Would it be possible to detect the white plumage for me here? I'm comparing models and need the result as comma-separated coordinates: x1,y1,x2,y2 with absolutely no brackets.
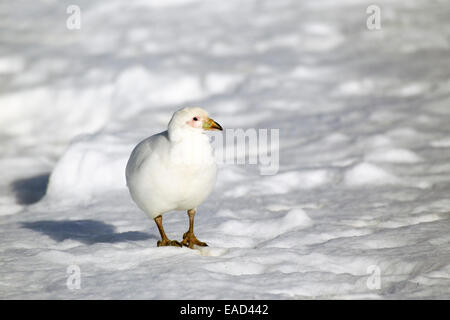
125,107,222,248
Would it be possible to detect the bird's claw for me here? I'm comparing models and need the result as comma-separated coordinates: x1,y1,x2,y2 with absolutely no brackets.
157,239,182,247
181,232,208,249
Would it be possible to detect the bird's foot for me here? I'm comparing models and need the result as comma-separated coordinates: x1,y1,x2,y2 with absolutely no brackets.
181,232,208,249
157,239,182,247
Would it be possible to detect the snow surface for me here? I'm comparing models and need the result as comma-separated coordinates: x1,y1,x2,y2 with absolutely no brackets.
1,0,450,299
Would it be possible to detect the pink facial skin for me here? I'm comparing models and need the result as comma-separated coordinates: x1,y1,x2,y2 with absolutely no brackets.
186,116,206,129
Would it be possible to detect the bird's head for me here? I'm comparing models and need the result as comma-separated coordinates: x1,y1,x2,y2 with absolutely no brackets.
168,107,223,134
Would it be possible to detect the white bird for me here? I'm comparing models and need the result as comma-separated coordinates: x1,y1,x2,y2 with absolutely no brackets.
126,107,222,248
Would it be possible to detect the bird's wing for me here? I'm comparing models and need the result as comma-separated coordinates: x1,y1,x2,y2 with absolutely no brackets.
126,131,170,179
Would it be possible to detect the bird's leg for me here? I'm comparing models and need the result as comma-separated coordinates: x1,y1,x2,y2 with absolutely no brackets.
154,215,181,247
181,209,208,248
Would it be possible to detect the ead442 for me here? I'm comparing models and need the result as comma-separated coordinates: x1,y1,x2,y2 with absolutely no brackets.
224,304,269,315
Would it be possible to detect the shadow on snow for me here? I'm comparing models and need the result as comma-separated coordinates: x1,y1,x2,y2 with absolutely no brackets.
21,219,155,245
11,173,50,205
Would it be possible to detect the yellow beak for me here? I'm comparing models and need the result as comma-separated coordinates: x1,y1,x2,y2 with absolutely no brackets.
203,118,223,131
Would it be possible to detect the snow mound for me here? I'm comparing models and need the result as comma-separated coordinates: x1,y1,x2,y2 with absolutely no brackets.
114,66,205,108
46,134,131,201
224,170,332,198
365,148,422,163
344,163,400,186
0,86,112,141
218,209,313,240
431,138,450,148
260,170,331,193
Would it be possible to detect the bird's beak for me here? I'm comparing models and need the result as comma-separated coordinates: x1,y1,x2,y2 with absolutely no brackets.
203,117,223,131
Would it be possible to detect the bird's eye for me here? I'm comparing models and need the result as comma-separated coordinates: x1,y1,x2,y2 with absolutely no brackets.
193,117,198,121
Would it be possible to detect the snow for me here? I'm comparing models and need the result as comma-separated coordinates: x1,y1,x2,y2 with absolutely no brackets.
344,163,400,186
1,0,450,299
